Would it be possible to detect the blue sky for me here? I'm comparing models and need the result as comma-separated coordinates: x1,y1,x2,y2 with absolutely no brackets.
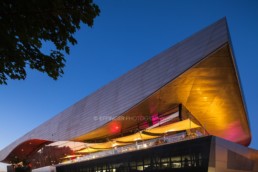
1,0,258,170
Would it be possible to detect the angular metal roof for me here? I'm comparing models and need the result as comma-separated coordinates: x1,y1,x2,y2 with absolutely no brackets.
0,18,251,162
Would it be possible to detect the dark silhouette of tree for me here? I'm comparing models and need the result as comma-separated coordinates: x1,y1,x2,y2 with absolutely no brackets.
0,0,100,84
28,146,73,169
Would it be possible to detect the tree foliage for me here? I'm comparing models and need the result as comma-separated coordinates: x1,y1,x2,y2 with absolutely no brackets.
0,0,100,84
28,146,73,168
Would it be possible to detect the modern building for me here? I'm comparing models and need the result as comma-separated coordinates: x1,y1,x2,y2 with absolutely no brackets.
1,18,257,172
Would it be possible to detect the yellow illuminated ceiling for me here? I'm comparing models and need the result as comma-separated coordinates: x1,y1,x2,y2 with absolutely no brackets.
73,44,250,146
77,147,101,153
112,119,200,142
146,119,200,134
113,132,158,143
76,119,200,153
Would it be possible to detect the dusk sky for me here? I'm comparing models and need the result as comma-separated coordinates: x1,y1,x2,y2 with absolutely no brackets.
1,0,258,170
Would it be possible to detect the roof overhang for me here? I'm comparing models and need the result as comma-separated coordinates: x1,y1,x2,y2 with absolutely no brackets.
73,44,251,146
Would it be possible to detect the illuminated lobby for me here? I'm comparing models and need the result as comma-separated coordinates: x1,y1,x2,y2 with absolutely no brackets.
1,18,257,172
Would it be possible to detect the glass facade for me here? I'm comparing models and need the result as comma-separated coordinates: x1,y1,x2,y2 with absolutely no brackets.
56,136,211,172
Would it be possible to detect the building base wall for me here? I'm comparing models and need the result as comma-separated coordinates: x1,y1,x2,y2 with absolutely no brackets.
209,137,258,172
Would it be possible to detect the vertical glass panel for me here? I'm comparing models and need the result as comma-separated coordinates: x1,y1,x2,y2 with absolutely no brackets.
137,161,143,166
172,162,181,168
137,166,144,171
182,155,191,167
161,157,169,162
130,161,136,166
